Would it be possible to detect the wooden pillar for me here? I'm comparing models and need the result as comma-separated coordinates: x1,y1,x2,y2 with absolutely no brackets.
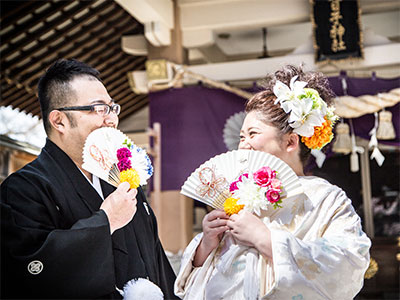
360,148,375,238
148,122,193,253
146,2,192,253
152,191,193,253
148,122,162,220
147,0,188,64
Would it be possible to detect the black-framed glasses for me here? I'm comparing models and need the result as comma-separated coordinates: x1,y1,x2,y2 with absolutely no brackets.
55,103,121,116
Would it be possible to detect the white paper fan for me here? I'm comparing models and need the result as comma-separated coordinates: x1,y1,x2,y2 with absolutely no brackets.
181,149,303,210
223,111,246,150
82,127,153,187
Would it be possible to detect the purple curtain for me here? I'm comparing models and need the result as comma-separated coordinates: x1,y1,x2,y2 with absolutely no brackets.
149,76,400,191
149,86,246,190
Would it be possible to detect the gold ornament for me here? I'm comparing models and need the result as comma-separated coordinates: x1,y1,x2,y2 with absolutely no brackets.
364,257,378,279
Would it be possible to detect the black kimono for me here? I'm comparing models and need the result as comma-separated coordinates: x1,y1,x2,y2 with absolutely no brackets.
1,139,178,299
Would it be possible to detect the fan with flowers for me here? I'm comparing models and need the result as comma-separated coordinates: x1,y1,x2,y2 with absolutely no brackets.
181,150,303,216
82,127,153,189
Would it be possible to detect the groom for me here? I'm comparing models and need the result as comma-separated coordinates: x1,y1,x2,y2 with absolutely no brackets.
1,59,178,299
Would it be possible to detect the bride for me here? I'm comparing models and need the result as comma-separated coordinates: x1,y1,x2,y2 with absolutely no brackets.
174,65,371,300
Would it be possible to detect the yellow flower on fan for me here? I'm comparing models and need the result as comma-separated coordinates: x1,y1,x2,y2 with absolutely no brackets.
120,169,140,189
223,197,244,216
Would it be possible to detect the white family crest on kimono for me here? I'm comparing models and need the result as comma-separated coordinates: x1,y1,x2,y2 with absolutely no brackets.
174,176,371,300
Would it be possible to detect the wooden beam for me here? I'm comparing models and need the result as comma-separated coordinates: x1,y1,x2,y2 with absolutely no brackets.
8,12,133,81
119,95,148,120
8,92,34,111
116,0,173,28
91,51,130,74
120,93,148,108
105,57,145,90
1,1,43,27
117,89,142,106
90,50,125,73
21,96,41,114
2,0,114,70
147,1,187,64
120,100,149,121
102,58,146,86
188,44,400,81
106,76,128,92
17,20,137,89
1,1,71,45
112,84,132,100
197,44,228,63
108,81,131,97
180,0,309,32
1,1,92,60
1,86,26,105
100,56,143,80
29,102,43,117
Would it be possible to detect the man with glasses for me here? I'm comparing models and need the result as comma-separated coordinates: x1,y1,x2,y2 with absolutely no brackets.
1,59,178,299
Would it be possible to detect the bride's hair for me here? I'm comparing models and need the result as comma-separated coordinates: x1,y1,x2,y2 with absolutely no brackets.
245,65,335,166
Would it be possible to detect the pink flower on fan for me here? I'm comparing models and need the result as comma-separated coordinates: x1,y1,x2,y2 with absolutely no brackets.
118,157,132,171
253,166,276,187
229,173,249,192
265,189,281,203
270,178,282,190
117,147,132,160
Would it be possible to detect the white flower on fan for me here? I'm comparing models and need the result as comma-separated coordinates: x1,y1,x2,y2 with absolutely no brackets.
233,175,269,216
273,75,308,113
288,98,325,137
129,145,153,185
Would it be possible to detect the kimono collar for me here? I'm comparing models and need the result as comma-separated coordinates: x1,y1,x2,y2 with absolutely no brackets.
41,138,105,212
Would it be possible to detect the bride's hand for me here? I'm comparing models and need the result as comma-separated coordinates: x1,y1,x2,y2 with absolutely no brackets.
227,210,273,259
201,209,229,250
193,209,229,267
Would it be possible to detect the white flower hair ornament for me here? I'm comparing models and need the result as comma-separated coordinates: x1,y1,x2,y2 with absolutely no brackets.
273,76,339,150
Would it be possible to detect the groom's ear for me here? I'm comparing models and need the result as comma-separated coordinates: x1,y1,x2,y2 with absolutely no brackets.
48,110,67,134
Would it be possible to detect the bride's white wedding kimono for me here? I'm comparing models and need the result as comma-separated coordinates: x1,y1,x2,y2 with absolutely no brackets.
174,176,371,300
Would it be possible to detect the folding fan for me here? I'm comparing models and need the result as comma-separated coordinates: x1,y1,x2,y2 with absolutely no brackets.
181,149,303,211
223,111,246,150
82,127,153,188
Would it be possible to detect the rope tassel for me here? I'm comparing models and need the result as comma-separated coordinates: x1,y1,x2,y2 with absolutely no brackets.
376,110,396,140
332,122,352,154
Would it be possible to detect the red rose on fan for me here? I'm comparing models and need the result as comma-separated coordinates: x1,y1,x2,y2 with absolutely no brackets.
265,189,281,203
253,166,276,187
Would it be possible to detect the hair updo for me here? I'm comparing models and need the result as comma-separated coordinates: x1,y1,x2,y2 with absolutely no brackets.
245,65,335,166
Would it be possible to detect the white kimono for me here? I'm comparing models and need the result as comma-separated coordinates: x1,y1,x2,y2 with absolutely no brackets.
175,176,371,300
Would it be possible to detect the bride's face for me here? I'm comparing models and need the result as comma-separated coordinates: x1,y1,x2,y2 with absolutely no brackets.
238,111,286,158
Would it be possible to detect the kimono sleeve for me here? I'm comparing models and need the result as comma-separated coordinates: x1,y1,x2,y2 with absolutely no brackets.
175,233,219,300
1,173,116,299
266,190,371,300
